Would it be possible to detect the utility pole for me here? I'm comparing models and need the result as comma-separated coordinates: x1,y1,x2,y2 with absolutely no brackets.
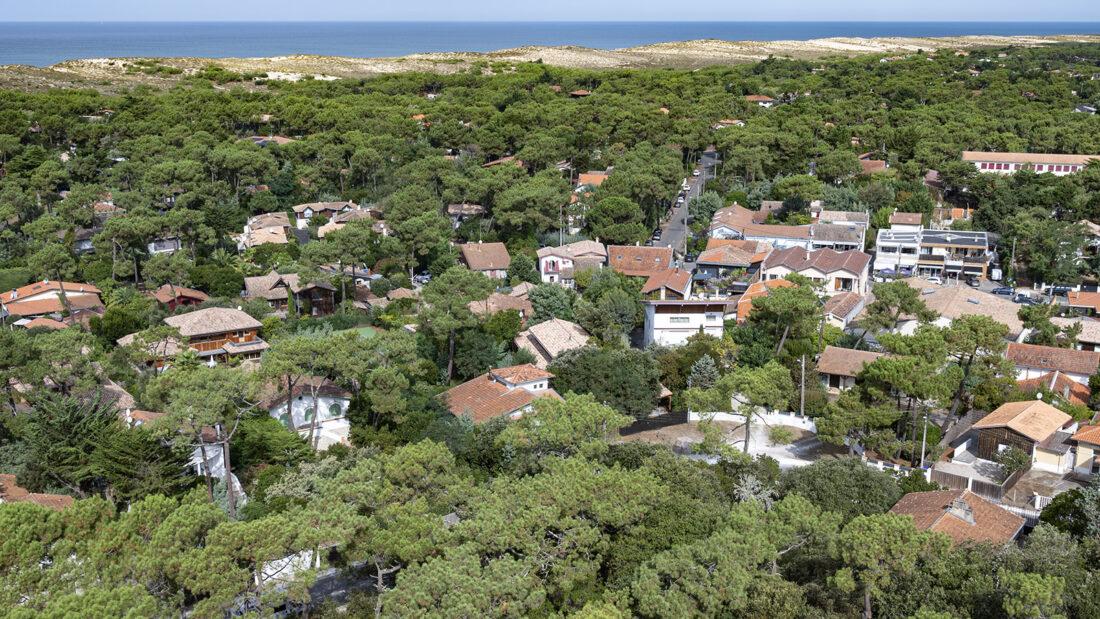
919,413,928,468
799,354,806,416
1009,236,1017,284
559,202,564,247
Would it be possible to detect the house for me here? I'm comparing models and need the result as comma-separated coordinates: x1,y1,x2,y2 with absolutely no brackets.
962,151,1098,176
607,245,674,278
317,207,385,238
446,203,486,228
536,240,607,287
482,155,525,169
259,377,353,450
1076,105,1098,115
247,135,295,147
873,228,921,277
745,94,775,107
713,119,745,129
643,299,735,347
708,204,864,251
971,400,1074,472
1006,342,1100,385
0,474,74,511
1017,371,1091,407
641,269,693,301
576,171,609,188
761,248,872,296
458,242,511,279
916,229,992,280
888,211,923,231
817,345,885,393
149,284,208,311
1066,291,1100,317
694,239,771,286
21,317,69,331
1052,317,1100,351
291,201,357,229
1069,424,1100,479
514,318,590,369
815,210,869,227
509,282,536,300
569,89,592,98
736,279,796,323
822,291,867,329
163,307,268,363
360,287,418,312
146,237,181,255
244,271,337,316
0,280,104,320
237,212,290,250
894,280,1024,339
441,364,561,423
857,151,888,175
467,292,534,321
889,490,1025,546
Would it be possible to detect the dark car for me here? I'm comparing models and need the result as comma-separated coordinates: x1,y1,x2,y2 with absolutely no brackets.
1047,285,1074,297
651,230,662,240
991,286,1015,296
965,277,980,288
1014,293,1040,305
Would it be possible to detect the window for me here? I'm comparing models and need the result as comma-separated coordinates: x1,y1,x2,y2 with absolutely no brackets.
669,317,690,324
328,402,343,418
828,374,841,389
706,313,721,322
980,162,988,169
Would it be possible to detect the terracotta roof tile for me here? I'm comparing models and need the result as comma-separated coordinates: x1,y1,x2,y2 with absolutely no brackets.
291,200,356,214
151,284,209,304
22,317,69,330
962,151,1099,166
890,212,923,226
491,364,553,384
0,474,74,511
890,490,1024,545
1,280,101,303
1072,424,1100,446
822,292,865,320
459,242,511,272
1017,371,1091,407
2,294,104,318
764,247,871,276
973,400,1073,443
697,240,770,267
514,319,590,369
1006,342,1100,376
442,366,560,423
736,279,796,322
607,245,673,277
164,307,262,338
641,269,693,296
1067,291,1100,313
577,172,609,187
817,345,886,377
468,292,534,318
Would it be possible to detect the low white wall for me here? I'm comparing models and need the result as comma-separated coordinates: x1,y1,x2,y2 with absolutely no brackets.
689,410,817,433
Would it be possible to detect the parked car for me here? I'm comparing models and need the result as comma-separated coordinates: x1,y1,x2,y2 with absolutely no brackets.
1014,293,1040,305
651,230,662,241
1047,285,1074,296
965,277,980,288
991,286,1015,296
692,169,701,177
676,196,685,205
926,276,942,285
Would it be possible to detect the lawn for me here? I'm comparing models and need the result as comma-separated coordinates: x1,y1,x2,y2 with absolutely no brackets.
340,326,378,339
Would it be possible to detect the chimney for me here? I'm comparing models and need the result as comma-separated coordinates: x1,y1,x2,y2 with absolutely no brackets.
947,496,975,525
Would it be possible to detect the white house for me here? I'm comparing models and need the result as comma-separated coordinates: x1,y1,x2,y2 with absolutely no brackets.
873,228,921,276
709,204,863,251
441,364,561,424
642,300,734,347
760,247,872,296
536,240,607,287
260,377,354,451
1006,342,1100,385
962,151,1098,176
291,201,357,229
147,237,181,255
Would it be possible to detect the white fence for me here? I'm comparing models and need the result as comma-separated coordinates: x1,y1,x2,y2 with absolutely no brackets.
689,410,817,433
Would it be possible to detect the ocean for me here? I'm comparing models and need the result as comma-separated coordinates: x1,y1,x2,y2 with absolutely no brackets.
2,21,1099,67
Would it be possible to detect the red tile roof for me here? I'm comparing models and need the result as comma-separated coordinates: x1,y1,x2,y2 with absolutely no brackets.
641,269,693,296
0,474,74,511
2,294,104,318
817,345,885,378
890,490,1024,545
607,245,674,277
1067,291,1100,313
1072,424,1100,446
889,212,923,226
1017,371,1091,407
1,280,100,303
459,242,511,272
764,247,871,276
736,279,796,322
151,284,209,304
974,400,1073,443
22,317,69,330
442,367,560,423
1006,342,1100,377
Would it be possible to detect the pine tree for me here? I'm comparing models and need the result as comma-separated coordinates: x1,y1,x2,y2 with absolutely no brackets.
688,354,719,390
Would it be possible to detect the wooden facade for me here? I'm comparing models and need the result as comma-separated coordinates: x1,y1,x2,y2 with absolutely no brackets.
976,426,1035,460
189,329,260,354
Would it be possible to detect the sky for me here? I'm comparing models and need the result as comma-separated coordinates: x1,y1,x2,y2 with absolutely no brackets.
5,0,1100,23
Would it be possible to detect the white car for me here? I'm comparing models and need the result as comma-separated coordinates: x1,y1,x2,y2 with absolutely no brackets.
692,170,701,176
926,276,942,285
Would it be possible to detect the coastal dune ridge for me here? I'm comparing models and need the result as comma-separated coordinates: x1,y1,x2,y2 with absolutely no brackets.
3,33,1100,90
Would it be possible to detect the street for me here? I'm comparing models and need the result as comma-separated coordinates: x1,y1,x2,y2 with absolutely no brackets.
654,149,720,264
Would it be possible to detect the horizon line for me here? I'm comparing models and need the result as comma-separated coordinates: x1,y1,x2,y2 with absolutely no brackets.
5,19,1100,24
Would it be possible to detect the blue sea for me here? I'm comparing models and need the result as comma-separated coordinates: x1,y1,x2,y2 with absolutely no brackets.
1,21,1099,67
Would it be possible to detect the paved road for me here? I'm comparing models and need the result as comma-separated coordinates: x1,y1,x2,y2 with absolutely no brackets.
655,150,720,262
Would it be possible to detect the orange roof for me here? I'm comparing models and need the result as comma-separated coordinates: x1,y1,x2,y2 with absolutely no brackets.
577,172,609,187
698,240,771,267
0,474,74,511
1072,424,1100,446
491,364,553,384
442,371,560,424
150,284,209,304
1017,371,1091,407
22,317,68,330
973,400,1072,443
607,245,674,277
962,151,1099,166
2,294,104,318
890,212,923,226
745,94,775,102
1068,291,1100,312
459,242,511,272
1006,342,1100,377
859,159,888,174
642,269,692,296
1,280,100,304
736,279,795,322
890,490,1024,546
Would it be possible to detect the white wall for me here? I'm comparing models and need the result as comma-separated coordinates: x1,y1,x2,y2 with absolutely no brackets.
268,394,350,431
643,305,725,346
1013,365,1090,385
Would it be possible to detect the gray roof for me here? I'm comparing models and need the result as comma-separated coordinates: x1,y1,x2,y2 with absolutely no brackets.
811,223,864,244
164,307,262,337
921,230,989,249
